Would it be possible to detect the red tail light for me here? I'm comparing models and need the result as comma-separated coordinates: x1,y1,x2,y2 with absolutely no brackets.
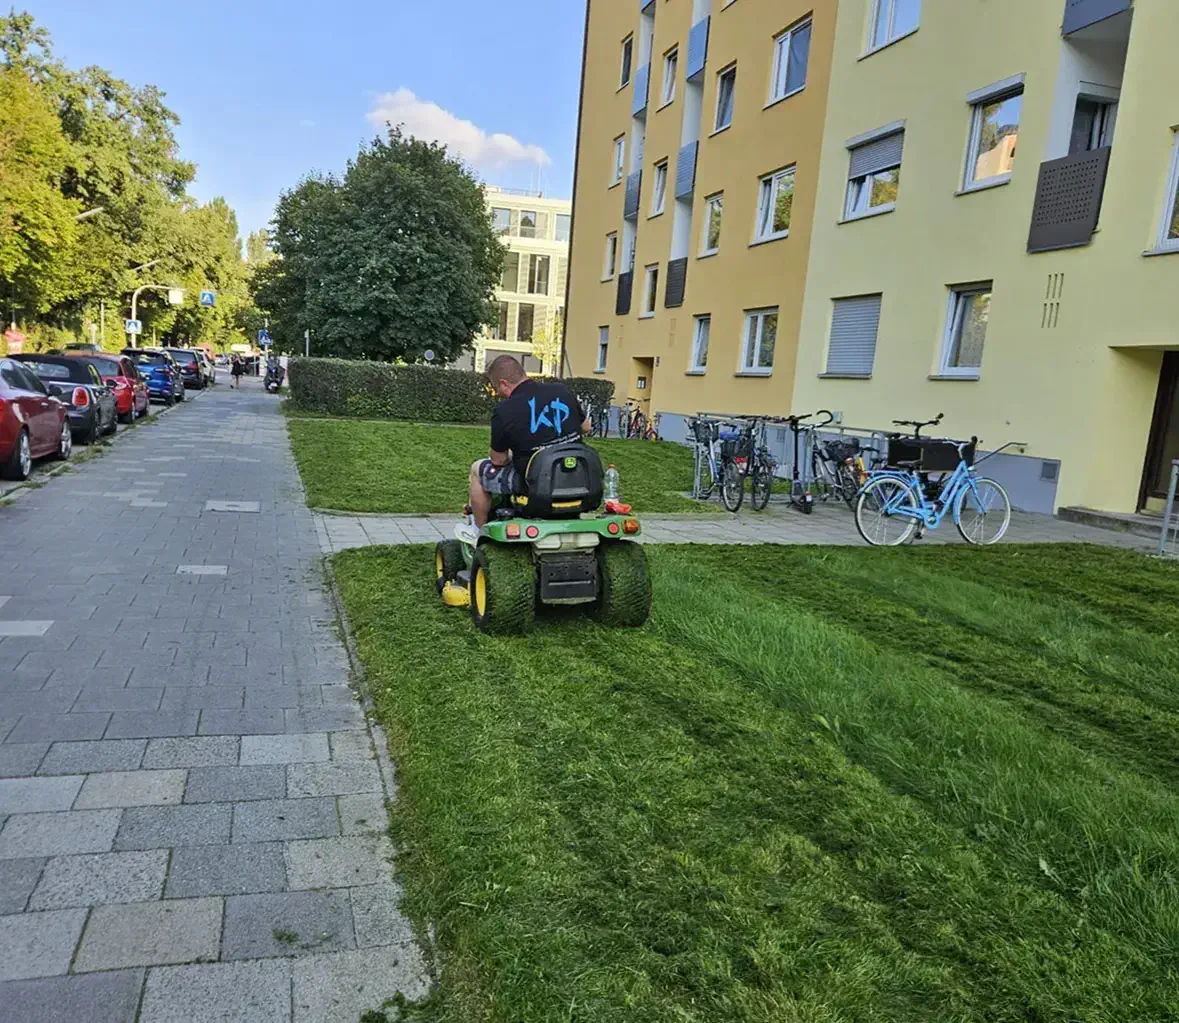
72,387,90,407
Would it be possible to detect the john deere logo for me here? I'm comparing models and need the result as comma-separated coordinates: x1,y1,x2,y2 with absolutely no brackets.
563,457,577,469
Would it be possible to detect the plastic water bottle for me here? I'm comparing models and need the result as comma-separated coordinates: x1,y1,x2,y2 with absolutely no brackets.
604,464,621,502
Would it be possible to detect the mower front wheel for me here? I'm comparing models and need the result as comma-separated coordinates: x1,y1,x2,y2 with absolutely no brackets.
594,540,652,628
435,540,465,594
470,543,535,635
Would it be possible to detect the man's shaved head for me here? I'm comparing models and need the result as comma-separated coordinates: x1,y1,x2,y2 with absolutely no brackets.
486,355,527,385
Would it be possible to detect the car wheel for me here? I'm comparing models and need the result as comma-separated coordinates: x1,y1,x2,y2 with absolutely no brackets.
3,428,32,480
83,416,99,446
53,419,72,462
103,409,118,435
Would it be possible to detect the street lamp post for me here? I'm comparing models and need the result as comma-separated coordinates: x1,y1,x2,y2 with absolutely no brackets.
127,284,183,348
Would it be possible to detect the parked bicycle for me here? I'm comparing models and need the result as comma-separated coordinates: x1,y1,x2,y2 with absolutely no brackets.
723,417,778,512
579,397,610,438
854,415,1012,546
620,402,647,440
688,416,751,511
812,431,865,507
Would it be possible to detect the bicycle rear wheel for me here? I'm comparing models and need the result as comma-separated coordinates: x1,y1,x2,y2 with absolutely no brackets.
954,477,1011,545
721,460,745,512
835,464,860,507
751,460,774,511
855,477,920,546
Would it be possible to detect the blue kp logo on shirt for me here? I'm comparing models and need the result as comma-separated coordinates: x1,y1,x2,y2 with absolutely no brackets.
529,396,570,435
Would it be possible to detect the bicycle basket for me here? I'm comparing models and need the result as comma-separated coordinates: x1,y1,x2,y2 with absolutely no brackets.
824,439,860,463
690,419,716,445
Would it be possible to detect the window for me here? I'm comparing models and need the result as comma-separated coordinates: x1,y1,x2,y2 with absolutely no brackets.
1157,132,1179,251
825,295,882,376
491,207,511,236
966,86,1023,188
641,264,659,318
518,303,536,342
651,161,668,216
741,308,778,372
690,315,710,371
612,136,626,185
491,302,509,341
603,232,618,279
528,255,550,295
701,193,723,254
714,65,736,132
500,251,520,291
940,284,992,377
661,48,678,106
755,167,795,241
845,128,903,219
554,214,571,242
1069,97,1116,155
869,0,921,50
621,36,634,87
596,327,609,371
769,19,811,103
519,210,538,239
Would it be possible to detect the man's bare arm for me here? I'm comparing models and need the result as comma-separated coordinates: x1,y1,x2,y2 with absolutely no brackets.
580,419,592,435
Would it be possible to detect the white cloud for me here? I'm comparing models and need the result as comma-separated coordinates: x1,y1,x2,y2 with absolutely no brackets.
366,88,551,169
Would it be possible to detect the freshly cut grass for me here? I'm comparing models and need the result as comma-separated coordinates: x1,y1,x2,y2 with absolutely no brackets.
333,542,1179,1023
287,416,708,514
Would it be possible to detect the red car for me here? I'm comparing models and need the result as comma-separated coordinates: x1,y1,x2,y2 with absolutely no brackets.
0,357,72,480
65,352,150,423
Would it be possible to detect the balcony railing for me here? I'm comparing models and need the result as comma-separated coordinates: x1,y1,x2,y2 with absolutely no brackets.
616,271,634,316
623,171,642,222
1027,146,1111,252
664,258,687,309
632,63,651,118
675,142,698,201
1062,0,1131,35
687,17,710,83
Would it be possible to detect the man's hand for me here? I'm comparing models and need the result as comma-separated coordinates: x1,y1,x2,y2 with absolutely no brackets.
580,418,593,436
488,449,510,467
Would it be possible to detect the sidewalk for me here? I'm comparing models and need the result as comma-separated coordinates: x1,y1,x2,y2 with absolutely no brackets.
0,379,427,1022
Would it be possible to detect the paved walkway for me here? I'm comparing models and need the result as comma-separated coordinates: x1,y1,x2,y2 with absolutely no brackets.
0,379,426,1022
315,500,1155,554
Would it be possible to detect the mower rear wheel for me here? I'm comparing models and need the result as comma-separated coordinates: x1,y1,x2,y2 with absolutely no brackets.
434,539,465,594
594,540,652,628
470,543,535,634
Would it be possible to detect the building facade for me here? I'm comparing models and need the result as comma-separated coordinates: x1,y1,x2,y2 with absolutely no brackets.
473,187,571,376
564,0,836,420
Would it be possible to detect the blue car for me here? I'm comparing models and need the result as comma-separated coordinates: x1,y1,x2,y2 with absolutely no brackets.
122,348,183,404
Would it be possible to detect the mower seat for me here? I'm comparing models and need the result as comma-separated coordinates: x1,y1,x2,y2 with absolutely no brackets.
513,443,603,519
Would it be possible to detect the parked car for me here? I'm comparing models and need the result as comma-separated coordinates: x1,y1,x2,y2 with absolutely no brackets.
13,354,118,444
0,358,71,479
65,352,150,423
122,348,182,404
164,347,205,390
195,349,216,387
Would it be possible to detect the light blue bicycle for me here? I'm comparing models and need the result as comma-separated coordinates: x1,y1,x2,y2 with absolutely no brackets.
854,416,1012,546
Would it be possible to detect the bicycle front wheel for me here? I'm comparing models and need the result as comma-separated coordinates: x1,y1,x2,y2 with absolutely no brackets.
751,462,774,511
954,477,1011,545
721,460,745,513
855,477,920,546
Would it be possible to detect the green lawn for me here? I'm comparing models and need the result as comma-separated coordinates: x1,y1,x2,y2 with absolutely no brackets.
287,417,711,514
333,542,1179,1023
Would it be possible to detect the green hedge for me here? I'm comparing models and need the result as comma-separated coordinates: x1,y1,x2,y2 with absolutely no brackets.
287,358,615,423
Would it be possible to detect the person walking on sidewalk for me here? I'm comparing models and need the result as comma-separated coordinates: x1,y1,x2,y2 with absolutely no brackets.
230,354,244,389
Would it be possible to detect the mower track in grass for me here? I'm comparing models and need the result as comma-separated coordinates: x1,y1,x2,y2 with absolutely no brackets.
332,542,1179,1023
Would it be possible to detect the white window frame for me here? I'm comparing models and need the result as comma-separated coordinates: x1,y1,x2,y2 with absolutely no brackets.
845,166,900,220
640,264,659,319
1156,132,1179,252
596,327,609,372
939,284,992,379
650,160,668,217
603,232,618,280
714,64,737,133
611,136,626,186
740,307,778,374
754,167,795,243
769,18,811,105
620,35,634,88
661,47,678,107
964,82,1024,191
700,193,723,256
689,315,710,372
867,0,921,53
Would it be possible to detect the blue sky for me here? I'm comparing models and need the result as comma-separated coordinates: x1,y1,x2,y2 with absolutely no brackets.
25,0,586,240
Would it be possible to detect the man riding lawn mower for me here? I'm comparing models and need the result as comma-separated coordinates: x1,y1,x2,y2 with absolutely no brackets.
435,355,651,634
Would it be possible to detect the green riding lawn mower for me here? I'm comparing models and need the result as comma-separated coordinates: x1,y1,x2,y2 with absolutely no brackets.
434,443,652,634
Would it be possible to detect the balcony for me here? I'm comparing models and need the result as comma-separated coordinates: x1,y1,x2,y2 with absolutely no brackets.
623,171,642,222
675,142,698,201
1027,146,1111,252
1062,0,1131,35
664,258,687,309
686,17,710,83
616,272,634,316
632,63,651,118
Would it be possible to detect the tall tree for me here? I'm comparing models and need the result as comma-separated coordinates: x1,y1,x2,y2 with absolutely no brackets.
246,228,274,265
254,127,504,361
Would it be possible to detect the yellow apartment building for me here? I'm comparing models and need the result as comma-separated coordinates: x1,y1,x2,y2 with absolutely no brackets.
564,0,835,422
791,0,1179,514
472,187,571,376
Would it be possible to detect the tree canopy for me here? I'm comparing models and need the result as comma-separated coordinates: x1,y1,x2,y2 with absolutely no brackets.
253,128,504,362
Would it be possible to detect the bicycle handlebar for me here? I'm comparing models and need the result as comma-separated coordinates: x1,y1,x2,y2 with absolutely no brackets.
891,413,944,437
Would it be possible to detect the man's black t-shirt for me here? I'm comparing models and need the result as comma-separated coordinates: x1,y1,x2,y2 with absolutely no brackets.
491,379,586,476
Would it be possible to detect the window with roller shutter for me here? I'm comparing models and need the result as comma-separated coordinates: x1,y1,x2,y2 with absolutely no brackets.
846,127,903,219
825,295,882,377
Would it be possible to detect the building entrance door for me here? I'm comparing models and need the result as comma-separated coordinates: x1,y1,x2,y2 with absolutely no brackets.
630,357,655,419
1141,352,1179,505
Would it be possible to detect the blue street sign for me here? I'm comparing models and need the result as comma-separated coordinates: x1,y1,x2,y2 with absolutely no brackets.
199,290,216,307
124,319,142,335
259,337,273,348
258,329,271,344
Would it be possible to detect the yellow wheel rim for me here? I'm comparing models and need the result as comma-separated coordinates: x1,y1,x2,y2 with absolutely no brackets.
435,552,444,580
474,567,488,616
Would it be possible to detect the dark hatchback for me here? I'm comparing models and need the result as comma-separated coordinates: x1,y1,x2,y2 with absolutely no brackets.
122,348,182,403
164,347,204,390
12,354,118,444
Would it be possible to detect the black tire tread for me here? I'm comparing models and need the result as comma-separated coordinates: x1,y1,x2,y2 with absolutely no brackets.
471,543,535,634
595,541,652,628
435,539,465,592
